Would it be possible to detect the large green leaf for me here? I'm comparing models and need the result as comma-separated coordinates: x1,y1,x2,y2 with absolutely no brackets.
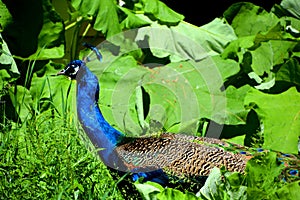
98,56,147,136
86,54,242,136
224,2,279,37
244,87,300,154
82,19,243,136
135,18,237,62
200,18,238,53
71,0,122,38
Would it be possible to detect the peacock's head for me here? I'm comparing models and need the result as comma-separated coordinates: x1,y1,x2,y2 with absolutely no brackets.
57,60,83,79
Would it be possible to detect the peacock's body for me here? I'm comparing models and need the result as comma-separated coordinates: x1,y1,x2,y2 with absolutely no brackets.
58,45,299,198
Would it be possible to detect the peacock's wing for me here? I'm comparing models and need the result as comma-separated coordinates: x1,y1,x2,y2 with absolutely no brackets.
115,134,249,178
116,133,300,183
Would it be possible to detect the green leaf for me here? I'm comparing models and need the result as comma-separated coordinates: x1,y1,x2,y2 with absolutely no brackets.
89,54,239,135
157,188,200,200
253,76,275,90
71,0,121,38
32,1,64,60
6,61,75,122
134,180,201,200
200,18,238,53
226,135,246,146
119,7,151,29
221,35,255,62
199,168,223,199
272,181,300,200
0,34,19,90
250,40,296,76
93,56,147,136
250,42,273,76
142,0,184,24
224,2,280,37
281,0,300,19
224,85,251,125
85,26,241,135
136,19,237,62
0,1,12,31
200,167,247,200
276,57,300,87
244,87,300,154
134,180,164,200
224,172,247,200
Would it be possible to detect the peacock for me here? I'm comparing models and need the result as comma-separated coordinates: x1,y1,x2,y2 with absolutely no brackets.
57,44,300,198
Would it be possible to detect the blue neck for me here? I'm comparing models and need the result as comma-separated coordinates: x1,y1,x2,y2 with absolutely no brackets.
76,64,125,168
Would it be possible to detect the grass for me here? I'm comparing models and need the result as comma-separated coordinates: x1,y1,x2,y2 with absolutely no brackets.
0,109,124,199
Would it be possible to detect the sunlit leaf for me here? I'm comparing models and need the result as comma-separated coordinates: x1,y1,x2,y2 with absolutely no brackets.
142,0,184,24
71,0,122,38
244,87,300,154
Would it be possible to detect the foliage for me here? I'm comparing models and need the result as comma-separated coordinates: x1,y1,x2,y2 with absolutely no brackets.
0,0,300,199
0,111,123,199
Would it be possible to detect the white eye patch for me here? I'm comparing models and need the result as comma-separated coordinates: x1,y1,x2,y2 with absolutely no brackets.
69,64,79,76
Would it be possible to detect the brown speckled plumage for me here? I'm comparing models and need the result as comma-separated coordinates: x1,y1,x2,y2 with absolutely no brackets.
116,133,250,180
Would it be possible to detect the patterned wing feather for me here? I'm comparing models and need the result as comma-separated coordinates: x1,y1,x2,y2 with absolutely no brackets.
116,133,300,183
116,134,249,178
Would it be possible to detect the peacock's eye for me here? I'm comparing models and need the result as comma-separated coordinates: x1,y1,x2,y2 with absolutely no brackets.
67,65,77,73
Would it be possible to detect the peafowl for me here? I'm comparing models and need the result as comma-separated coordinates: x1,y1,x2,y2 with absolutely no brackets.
57,44,300,198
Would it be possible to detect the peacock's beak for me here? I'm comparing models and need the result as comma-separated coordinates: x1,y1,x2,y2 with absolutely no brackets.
57,69,66,76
